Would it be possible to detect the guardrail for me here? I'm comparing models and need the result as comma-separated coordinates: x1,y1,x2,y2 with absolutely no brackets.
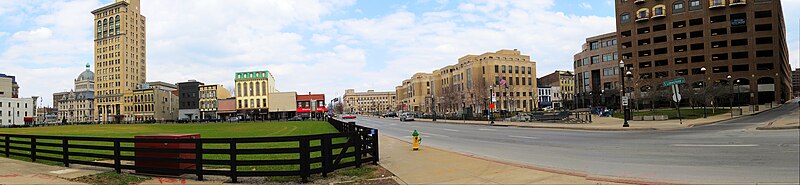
0,118,378,183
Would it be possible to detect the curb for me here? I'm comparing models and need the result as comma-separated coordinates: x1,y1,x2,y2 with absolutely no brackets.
685,104,785,128
756,125,800,130
413,119,660,131
377,134,682,185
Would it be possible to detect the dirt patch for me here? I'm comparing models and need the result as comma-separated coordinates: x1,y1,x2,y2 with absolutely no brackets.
71,172,151,185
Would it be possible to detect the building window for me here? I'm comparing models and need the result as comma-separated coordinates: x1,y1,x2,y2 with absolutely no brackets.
620,13,631,23
710,0,725,7
689,0,701,10
673,1,685,13
637,8,649,19
652,5,666,17
590,41,599,50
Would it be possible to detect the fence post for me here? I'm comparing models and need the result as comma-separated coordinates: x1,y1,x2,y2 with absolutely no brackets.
354,132,362,168
321,135,332,178
195,139,203,181
30,137,36,162
4,135,9,157
113,140,121,173
62,138,69,167
300,138,310,183
229,140,237,183
372,129,379,165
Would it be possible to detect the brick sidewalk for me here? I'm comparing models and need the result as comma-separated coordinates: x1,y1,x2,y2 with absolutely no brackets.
396,104,781,131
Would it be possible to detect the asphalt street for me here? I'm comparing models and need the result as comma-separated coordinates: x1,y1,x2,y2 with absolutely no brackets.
354,101,800,184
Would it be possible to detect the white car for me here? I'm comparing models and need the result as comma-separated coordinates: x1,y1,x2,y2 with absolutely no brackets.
400,113,415,122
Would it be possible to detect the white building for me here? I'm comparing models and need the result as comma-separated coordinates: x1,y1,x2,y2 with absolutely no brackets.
551,86,563,109
0,97,35,126
537,86,552,108
54,64,95,124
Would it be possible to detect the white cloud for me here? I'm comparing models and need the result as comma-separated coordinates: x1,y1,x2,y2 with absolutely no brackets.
579,2,593,10
10,27,52,41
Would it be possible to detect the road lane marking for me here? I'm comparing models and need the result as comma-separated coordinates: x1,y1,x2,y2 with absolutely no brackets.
442,128,460,132
478,128,496,131
671,144,759,147
508,135,538,139
422,132,450,138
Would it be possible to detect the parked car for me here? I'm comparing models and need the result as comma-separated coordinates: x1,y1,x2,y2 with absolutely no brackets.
383,112,398,118
288,115,304,121
227,116,240,122
400,113,415,122
342,115,357,119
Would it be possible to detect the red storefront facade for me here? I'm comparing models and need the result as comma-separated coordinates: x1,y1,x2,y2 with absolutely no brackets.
296,94,327,116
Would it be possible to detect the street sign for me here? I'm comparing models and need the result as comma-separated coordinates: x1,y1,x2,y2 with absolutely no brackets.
671,84,682,102
662,77,686,87
492,94,497,102
622,96,629,106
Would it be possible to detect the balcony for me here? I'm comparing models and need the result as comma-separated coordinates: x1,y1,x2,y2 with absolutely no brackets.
634,0,645,4
729,0,746,6
635,17,649,22
709,3,726,9
651,14,666,19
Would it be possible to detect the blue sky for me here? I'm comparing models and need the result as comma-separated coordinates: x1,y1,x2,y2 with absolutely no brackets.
0,0,798,106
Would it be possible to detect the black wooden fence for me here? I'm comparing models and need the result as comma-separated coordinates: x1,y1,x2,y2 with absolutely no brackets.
0,119,378,183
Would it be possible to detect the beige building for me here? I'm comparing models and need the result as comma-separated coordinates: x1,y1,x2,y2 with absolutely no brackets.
268,91,297,119
397,49,537,115
538,70,576,109
123,82,178,122
199,84,232,119
235,70,277,120
55,64,96,123
396,73,432,113
343,89,397,115
0,74,19,98
92,0,147,123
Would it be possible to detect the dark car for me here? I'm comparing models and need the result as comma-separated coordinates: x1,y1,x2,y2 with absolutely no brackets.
383,112,398,118
288,115,304,121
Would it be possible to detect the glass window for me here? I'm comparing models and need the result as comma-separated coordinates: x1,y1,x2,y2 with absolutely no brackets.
689,0,702,10
673,1,685,13
620,13,631,23
637,9,649,19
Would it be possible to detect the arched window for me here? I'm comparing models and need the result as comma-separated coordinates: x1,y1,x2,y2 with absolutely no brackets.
637,8,650,19
262,82,267,95
249,82,254,96
689,0,702,10
255,82,260,96
109,17,114,36
115,15,120,35
673,1,685,13
237,83,242,96
102,19,108,37
97,21,102,38
620,13,631,23
709,0,725,7
242,82,248,97
653,5,666,17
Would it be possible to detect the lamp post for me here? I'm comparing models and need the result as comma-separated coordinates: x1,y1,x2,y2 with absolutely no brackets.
620,60,629,127
735,79,741,111
701,67,707,118
728,75,733,117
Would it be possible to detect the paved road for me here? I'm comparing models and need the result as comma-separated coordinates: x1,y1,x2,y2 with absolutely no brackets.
355,101,800,184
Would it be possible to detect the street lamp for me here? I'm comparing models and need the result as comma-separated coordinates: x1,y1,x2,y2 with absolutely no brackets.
728,75,733,117
620,60,629,127
701,67,707,118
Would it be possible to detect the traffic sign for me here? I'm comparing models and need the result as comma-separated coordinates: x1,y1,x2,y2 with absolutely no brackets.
662,77,686,87
622,96,629,106
489,104,495,109
671,84,682,102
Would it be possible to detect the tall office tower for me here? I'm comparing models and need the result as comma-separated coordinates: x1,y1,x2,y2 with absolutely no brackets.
92,0,146,122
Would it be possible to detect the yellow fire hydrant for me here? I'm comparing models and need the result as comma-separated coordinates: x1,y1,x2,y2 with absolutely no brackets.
412,130,422,151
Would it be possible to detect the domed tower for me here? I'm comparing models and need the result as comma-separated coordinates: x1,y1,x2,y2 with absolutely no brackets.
75,63,95,92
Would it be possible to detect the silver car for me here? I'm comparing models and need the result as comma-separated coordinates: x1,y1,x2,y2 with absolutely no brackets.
400,113,415,122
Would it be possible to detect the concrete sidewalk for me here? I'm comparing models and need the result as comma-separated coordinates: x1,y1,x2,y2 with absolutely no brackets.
377,135,623,184
757,109,800,130
0,157,101,184
398,104,780,131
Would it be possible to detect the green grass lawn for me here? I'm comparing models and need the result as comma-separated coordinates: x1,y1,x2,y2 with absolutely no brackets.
612,108,731,119
0,121,357,175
